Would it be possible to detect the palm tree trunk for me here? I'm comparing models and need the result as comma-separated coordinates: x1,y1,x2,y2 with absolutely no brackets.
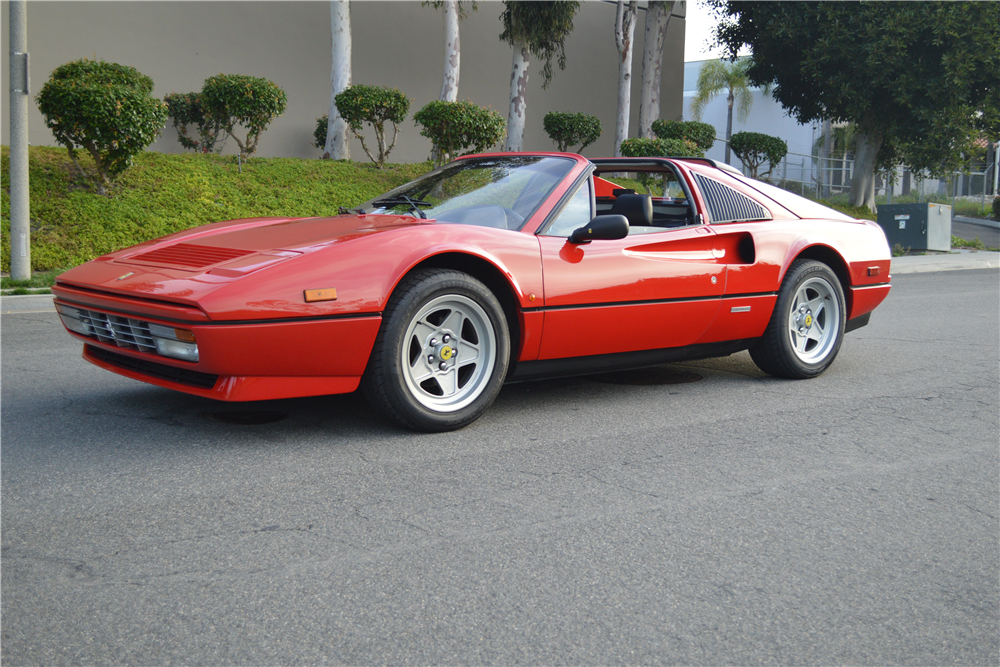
725,89,734,165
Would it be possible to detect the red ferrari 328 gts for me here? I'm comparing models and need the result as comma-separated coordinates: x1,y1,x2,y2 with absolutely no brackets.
54,153,892,431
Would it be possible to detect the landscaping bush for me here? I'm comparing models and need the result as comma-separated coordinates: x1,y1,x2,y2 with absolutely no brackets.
652,120,716,152
413,100,506,167
619,137,703,158
728,131,788,179
333,85,411,168
199,74,287,159
543,112,602,152
35,59,168,195
164,92,226,154
313,115,330,151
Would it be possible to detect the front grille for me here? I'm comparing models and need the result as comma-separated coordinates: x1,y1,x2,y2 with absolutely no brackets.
77,309,156,353
87,346,219,389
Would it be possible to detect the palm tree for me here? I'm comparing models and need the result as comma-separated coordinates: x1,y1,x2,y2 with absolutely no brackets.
689,57,755,165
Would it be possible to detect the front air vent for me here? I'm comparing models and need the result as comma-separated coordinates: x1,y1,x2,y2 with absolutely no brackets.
86,346,219,389
694,174,771,225
128,243,254,269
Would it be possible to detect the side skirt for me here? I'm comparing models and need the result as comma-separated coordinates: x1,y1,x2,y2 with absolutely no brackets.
507,339,756,383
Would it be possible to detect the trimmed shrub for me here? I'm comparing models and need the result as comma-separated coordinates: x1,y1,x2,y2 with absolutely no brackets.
652,120,716,152
164,92,226,154
729,131,788,179
333,85,411,168
413,100,506,167
619,137,703,158
543,112,602,152
313,115,330,151
199,74,287,159
35,58,168,194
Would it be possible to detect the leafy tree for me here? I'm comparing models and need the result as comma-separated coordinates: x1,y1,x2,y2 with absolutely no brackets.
689,57,756,165
499,0,580,151
164,92,226,154
619,136,703,159
199,74,287,159
652,119,716,152
711,1,1000,209
613,0,638,156
36,59,168,195
543,112,602,152
334,85,411,168
728,131,787,179
414,100,506,167
638,1,675,139
325,1,352,160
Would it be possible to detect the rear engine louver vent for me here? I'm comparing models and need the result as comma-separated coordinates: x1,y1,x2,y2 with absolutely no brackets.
694,174,771,224
129,243,254,268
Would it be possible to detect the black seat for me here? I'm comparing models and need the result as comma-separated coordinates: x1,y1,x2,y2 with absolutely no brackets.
610,194,653,227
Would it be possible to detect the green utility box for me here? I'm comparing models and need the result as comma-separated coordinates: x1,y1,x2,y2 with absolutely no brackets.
876,203,952,252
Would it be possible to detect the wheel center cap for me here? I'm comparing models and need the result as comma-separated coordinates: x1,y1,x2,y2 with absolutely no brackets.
439,345,454,361
804,314,813,328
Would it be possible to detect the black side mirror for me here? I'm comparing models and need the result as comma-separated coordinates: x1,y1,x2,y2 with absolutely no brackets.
569,215,629,244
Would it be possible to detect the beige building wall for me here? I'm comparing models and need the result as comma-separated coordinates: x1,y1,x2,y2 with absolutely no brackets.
2,1,686,163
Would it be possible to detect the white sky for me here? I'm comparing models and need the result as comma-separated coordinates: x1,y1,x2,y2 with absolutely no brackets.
684,0,730,62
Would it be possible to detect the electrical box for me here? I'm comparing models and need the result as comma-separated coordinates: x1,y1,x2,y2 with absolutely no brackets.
876,203,952,252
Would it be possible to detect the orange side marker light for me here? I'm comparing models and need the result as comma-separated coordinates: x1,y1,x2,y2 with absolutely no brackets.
304,288,338,303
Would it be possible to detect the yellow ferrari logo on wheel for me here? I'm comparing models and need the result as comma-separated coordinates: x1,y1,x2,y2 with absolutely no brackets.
805,314,813,327
440,346,454,360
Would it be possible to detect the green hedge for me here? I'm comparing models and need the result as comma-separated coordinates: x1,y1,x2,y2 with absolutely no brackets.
619,137,704,158
413,100,506,167
35,59,168,194
543,112,602,152
0,146,431,272
651,120,716,152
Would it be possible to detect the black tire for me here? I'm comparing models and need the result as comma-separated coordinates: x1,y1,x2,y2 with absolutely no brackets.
750,259,846,379
361,269,510,432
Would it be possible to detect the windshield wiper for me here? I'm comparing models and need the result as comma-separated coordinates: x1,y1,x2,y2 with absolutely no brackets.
372,196,431,219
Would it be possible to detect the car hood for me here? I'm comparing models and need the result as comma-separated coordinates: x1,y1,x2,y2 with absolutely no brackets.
55,213,431,304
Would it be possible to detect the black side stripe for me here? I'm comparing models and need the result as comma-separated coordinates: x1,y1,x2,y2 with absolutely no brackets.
521,291,778,313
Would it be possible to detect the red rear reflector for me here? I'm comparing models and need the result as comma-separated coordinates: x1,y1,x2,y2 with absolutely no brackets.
304,288,337,303
867,267,880,276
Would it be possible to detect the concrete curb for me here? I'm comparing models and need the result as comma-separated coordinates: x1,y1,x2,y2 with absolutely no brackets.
954,215,1000,230
891,251,1000,275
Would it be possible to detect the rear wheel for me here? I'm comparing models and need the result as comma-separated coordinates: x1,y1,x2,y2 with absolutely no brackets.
750,259,845,379
362,269,510,432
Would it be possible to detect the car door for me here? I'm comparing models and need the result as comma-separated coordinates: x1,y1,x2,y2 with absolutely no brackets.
535,177,729,361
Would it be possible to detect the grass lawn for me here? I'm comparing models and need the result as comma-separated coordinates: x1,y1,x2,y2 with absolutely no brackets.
1,146,432,273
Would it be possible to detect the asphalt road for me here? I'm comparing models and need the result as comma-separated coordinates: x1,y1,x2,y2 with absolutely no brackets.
2,269,997,666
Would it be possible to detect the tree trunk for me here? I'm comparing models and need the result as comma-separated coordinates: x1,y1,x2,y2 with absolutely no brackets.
724,89,734,165
324,0,351,160
614,0,638,156
638,1,672,139
820,118,832,198
505,40,530,152
439,0,460,102
849,120,884,211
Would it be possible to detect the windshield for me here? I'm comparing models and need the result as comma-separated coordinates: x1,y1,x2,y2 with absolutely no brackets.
360,156,575,230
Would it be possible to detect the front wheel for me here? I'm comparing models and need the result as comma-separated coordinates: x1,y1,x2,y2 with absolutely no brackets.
361,269,510,432
750,259,845,379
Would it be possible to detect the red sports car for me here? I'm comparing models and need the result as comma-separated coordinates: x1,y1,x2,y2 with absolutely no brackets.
53,153,891,431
